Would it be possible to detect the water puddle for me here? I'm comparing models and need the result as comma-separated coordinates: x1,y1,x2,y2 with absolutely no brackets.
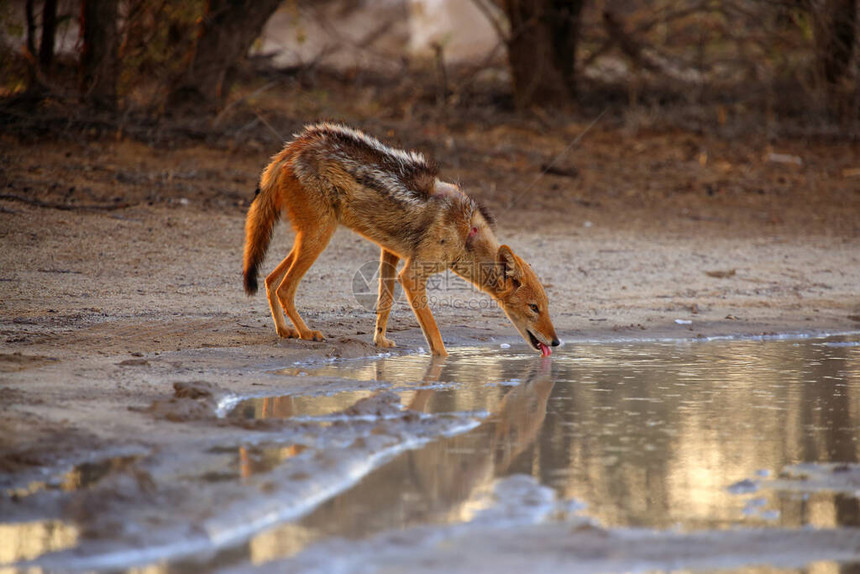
194,443,310,482
1,456,140,571
234,444,309,479
213,335,860,569
5,335,860,573
0,520,79,565
231,390,381,421
4,455,141,499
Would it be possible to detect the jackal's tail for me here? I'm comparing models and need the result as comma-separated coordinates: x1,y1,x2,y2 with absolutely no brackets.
243,178,280,296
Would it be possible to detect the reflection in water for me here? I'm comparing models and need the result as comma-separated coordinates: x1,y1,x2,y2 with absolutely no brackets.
236,336,860,566
0,520,78,566
0,458,139,571
4,456,141,500
6,337,859,573
232,391,378,421
238,444,307,479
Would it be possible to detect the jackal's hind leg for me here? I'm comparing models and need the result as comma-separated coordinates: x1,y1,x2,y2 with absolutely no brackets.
265,250,299,339
374,248,400,348
276,224,336,341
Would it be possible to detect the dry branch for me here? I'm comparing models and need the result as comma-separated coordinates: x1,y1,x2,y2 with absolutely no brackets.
470,0,510,42
602,11,704,85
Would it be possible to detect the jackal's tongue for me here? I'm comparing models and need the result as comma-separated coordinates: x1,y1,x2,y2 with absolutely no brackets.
539,342,552,357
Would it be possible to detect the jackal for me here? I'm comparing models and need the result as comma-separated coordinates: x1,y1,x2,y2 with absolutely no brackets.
243,123,560,356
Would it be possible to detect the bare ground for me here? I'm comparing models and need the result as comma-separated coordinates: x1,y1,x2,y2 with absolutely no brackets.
1,92,859,569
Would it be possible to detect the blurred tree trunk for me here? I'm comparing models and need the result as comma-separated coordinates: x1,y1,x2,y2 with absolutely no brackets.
25,0,38,60
812,0,857,85
39,0,58,72
23,0,57,91
24,0,40,91
167,0,282,112
80,0,119,110
809,0,858,119
503,0,585,109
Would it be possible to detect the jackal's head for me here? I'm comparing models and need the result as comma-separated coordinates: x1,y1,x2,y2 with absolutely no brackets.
494,245,560,357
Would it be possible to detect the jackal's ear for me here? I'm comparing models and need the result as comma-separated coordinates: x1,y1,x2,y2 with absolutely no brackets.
498,245,523,287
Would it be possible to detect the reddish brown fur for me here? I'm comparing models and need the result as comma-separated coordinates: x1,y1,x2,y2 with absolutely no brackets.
242,123,559,355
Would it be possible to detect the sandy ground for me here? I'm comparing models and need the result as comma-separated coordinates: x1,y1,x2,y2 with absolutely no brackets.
1,115,859,570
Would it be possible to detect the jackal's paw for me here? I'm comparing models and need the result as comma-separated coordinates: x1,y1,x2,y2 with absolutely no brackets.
277,326,299,339
374,336,397,348
300,330,325,342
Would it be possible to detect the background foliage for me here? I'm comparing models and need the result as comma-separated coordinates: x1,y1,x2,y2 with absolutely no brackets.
0,0,856,134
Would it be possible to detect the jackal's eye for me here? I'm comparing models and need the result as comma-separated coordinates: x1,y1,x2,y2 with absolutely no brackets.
529,304,540,314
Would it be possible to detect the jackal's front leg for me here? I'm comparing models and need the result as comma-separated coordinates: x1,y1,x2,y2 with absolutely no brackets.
374,249,400,348
399,259,447,356
407,356,447,411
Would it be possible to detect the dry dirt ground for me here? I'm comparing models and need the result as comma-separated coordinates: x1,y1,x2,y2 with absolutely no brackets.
1,99,859,569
